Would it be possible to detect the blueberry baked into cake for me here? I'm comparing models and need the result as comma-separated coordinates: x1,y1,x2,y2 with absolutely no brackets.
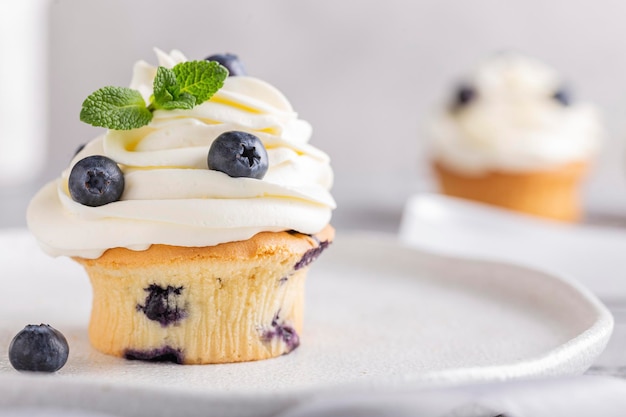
27,49,335,364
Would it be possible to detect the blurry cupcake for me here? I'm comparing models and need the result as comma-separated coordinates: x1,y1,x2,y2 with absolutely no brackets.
430,52,604,222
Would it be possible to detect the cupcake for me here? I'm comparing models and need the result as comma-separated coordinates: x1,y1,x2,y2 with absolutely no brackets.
430,53,603,222
27,49,335,364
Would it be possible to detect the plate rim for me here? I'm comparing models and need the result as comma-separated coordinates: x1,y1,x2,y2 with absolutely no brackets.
323,231,614,383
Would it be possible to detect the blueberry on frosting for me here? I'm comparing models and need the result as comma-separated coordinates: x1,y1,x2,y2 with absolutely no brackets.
205,53,246,76
552,87,571,106
452,84,476,109
68,155,124,207
208,131,269,179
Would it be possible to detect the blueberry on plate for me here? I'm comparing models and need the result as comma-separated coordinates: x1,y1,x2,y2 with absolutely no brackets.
68,155,125,207
8,324,69,372
205,53,246,76
208,131,269,179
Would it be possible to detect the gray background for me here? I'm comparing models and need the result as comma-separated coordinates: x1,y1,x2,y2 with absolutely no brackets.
2,0,626,230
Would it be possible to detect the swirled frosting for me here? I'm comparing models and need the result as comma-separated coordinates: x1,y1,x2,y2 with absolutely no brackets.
27,49,335,259
431,53,604,175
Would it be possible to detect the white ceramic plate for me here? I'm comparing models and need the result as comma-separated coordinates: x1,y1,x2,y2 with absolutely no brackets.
0,230,613,417
399,193,626,300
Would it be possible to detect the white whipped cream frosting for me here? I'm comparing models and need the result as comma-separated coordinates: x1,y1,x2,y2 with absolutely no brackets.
431,53,604,175
28,49,335,259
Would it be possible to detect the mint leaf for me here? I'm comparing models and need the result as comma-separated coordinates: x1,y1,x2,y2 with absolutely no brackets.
80,86,152,130
157,92,196,110
152,66,179,108
151,61,226,110
172,61,228,103
152,67,197,110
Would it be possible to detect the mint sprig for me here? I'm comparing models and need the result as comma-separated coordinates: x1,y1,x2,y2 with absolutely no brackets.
152,66,196,110
79,87,153,130
172,60,227,103
80,60,228,130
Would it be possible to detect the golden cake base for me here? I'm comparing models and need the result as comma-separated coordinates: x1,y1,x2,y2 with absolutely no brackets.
74,225,334,364
433,161,588,222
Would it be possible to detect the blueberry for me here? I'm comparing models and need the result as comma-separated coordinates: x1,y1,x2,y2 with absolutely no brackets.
136,284,187,327
68,155,125,207
208,131,269,179
73,143,86,157
8,324,69,372
452,84,476,109
260,311,300,354
294,240,331,270
205,53,246,77
125,346,183,364
553,87,571,106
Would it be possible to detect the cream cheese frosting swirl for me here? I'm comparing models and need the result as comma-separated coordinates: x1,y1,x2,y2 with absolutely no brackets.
28,49,335,259
431,53,604,175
